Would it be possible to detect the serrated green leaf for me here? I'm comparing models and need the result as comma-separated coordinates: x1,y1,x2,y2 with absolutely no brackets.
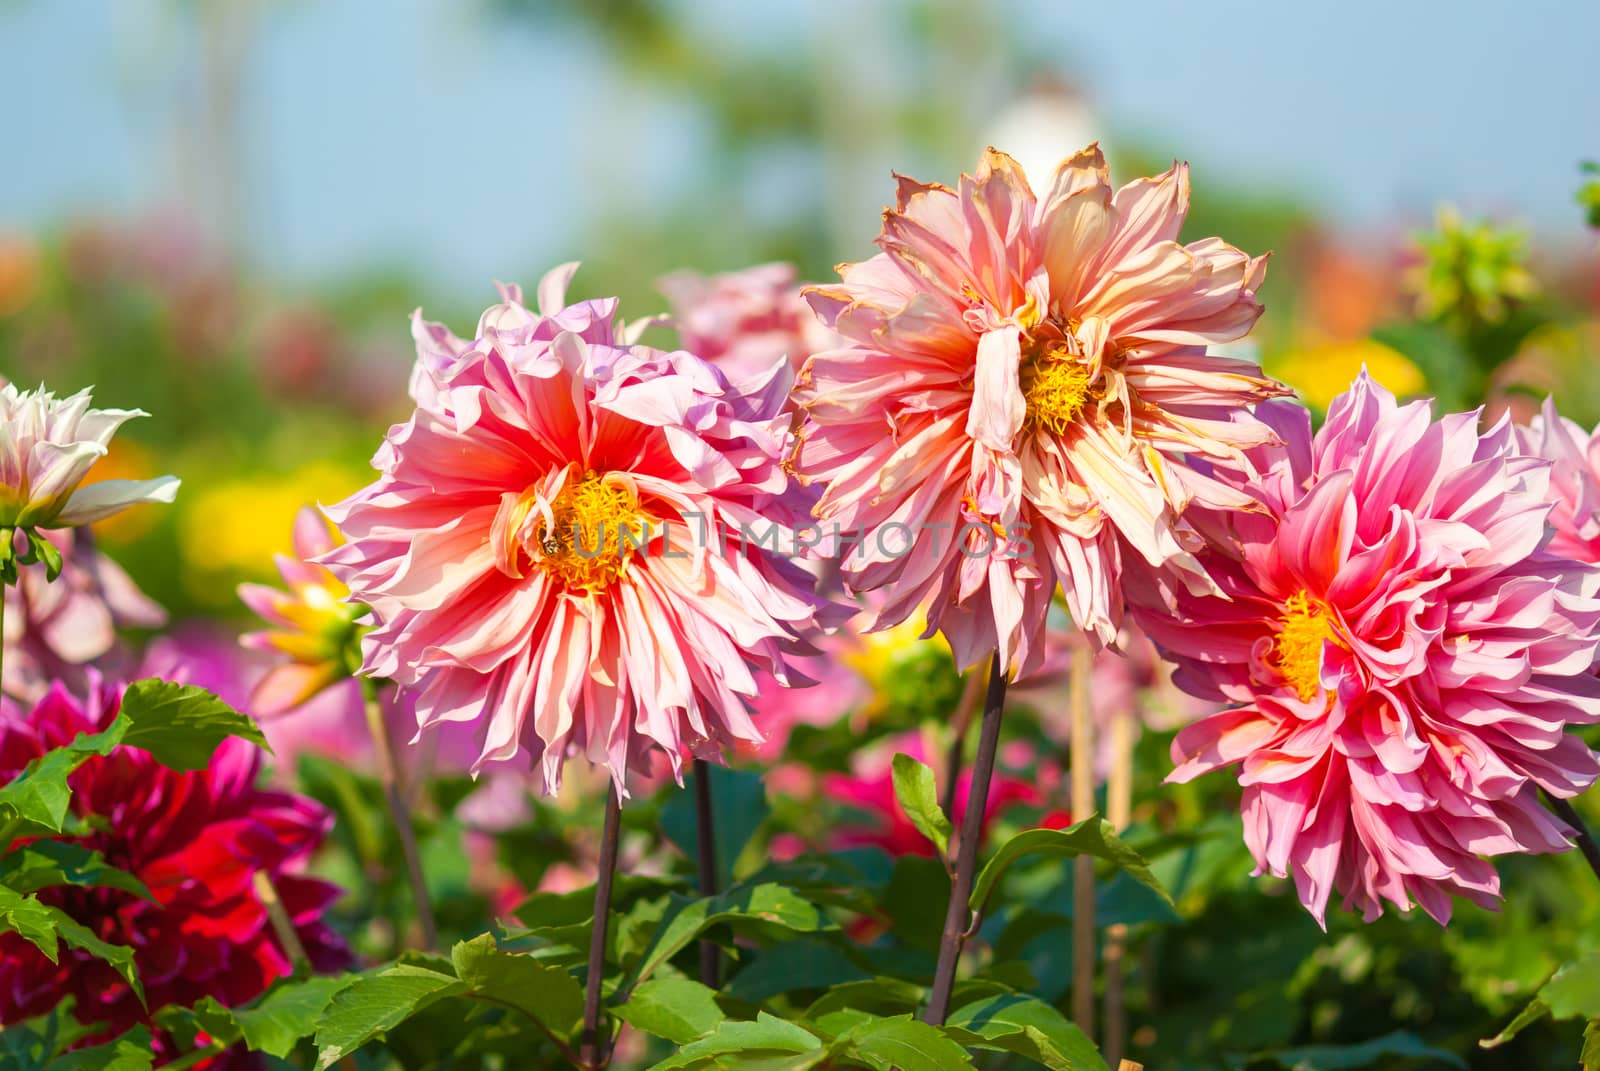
646,1013,823,1070
118,679,270,771
945,993,1107,1071
313,964,467,1068
890,754,952,857
970,816,1171,913
0,885,142,1003
615,975,726,1045
629,883,834,989
232,974,351,1058
0,721,127,833
47,1025,154,1071
451,932,585,1042
829,1014,975,1071
0,841,152,901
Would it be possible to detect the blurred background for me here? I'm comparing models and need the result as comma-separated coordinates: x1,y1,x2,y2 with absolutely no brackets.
3,0,1599,617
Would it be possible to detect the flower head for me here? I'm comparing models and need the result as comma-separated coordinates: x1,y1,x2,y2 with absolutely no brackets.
0,682,348,1047
1130,373,1600,925
1516,397,1600,565
0,384,179,534
658,262,837,386
324,264,827,795
799,146,1284,676
3,527,166,701
238,506,367,715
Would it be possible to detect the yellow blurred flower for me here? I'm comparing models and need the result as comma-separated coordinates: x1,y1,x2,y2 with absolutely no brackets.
0,235,40,318
179,462,365,598
1269,338,1426,412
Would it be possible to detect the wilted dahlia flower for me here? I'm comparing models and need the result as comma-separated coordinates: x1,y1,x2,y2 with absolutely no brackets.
238,506,367,716
659,262,838,385
3,527,166,701
1517,396,1600,565
324,265,824,794
0,384,179,533
800,146,1284,676
0,682,348,1048
1129,373,1600,925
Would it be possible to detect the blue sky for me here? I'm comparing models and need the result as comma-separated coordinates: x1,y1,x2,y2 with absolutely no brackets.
3,0,1595,301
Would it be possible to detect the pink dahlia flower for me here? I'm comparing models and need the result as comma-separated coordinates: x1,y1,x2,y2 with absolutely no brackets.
799,146,1284,677
0,384,179,530
238,506,367,716
1129,373,1600,925
0,682,348,1052
3,527,166,701
659,262,838,386
1517,396,1600,564
324,264,825,795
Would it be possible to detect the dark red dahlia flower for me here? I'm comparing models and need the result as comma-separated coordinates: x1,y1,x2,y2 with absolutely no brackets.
0,682,348,1056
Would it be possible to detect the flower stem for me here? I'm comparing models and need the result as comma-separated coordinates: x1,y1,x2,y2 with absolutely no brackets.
693,758,721,987
940,664,988,818
1548,794,1600,883
581,790,624,1069
1070,641,1097,1039
252,869,309,967
924,650,1008,1026
361,679,438,952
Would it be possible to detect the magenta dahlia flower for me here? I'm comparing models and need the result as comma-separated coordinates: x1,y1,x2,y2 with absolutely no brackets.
1518,396,1600,565
799,146,1284,676
0,682,348,1047
1129,373,1600,925
324,264,825,795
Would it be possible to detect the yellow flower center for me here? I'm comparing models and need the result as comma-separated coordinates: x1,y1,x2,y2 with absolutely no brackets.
1274,590,1338,701
1020,340,1094,435
537,472,646,592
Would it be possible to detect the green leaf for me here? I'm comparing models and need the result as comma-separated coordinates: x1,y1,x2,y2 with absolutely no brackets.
646,1013,823,1070
232,974,351,1058
313,964,467,1068
724,937,870,1003
803,978,924,1037
0,886,142,1003
47,1025,154,1071
660,766,770,889
945,993,1107,1071
0,841,153,901
118,679,270,771
1585,1020,1600,1071
451,933,586,1042
1479,997,1548,1049
0,722,128,833
970,816,1172,914
828,1014,975,1071
1247,1030,1466,1070
890,754,952,857
615,975,726,1045
1542,951,1600,1020
629,883,835,988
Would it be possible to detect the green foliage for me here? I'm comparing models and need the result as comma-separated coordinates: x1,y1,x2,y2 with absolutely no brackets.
890,754,952,857
661,766,771,888
970,816,1172,913
117,678,271,770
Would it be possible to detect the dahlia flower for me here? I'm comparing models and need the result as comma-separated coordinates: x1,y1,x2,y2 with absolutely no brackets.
1517,397,1600,564
0,384,179,531
3,527,165,701
1129,373,1600,925
324,264,825,794
0,682,348,1047
800,145,1283,676
658,262,837,385
238,506,367,716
